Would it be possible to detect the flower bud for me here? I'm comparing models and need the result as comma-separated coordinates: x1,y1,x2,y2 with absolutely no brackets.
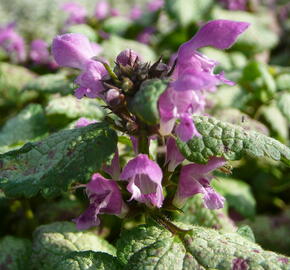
105,88,121,107
116,49,139,67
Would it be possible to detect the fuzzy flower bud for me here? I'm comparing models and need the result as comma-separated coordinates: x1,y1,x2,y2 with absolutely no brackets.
116,49,139,66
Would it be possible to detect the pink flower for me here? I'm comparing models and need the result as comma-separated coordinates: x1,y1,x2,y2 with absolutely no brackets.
52,33,107,99
0,23,26,62
165,137,185,172
147,0,164,12
158,20,250,141
61,2,87,25
75,117,97,128
130,5,143,20
103,150,121,180
174,157,226,209
73,173,127,229
95,0,110,20
120,154,164,208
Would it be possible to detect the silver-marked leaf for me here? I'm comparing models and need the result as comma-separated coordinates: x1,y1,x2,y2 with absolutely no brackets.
117,223,290,270
54,251,122,270
23,73,76,95
45,95,104,121
174,194,236,232
0,104,48,153
277,92,290,123
31,222,116,270
0,236,32,270
0,122,117,198
130,79,169,125
177,116,290,165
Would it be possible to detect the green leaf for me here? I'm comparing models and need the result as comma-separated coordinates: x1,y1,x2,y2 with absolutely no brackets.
54,251,122,270
0,122,117,198
31,222,116,270
67,24,98,42
103,16,132,35
0,104,48,153
130,79,169,125
261,103,289,141
213,176,256,219
241,61,276,102
0,236,31,270
0,63,36,108
174,194,236,232
45,95,104,122
214,108,269,135
165,0,213,27
277,92,290,122
101,35,156,63
177,115,290,165
23,73,76,95
117,223,290,269
237,225,256,243
276,73,290,91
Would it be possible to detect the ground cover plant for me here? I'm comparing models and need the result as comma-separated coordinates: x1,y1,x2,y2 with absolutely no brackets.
0,0,290,269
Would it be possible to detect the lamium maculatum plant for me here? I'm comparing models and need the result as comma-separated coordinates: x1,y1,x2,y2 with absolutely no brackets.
1,18,290,270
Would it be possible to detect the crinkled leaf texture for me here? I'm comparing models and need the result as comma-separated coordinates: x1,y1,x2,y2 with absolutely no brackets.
54,251,122,270
130,79,169,125
0,122,117,198
177,116,290,165
116,223,290,269
31,222,116,270
174,194,236,232
0,236,32,270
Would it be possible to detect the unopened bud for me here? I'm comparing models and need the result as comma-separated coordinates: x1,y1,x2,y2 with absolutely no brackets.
105,88,120,107
116,49,139,66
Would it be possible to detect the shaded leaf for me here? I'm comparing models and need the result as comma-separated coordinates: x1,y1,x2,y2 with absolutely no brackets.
31,222,116,270
0,104,48,153
174,194,236,232
0,122,117,198
54,251,122,270
23,73,76,95
213,176,256,219
130,79,169,125
177,116,290,165
0,236,32,270
277,92,290,122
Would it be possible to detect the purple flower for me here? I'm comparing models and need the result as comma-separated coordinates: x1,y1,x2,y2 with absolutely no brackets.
52,33,97,69
52,33,107,99
75,60,107,98
61,2,87,25
0,23,26,62
73,173,127,230
120,154,164,208
173,157,226,209
232,258,249,270
130,5,143,20
103,150,121,180
137,27,156,44
219,0,248,11
147,0,164,12
116,49,139,66
75,117,97,128
95,0,110,20
30,39,51,64
158,20,249,141
165,137,185,172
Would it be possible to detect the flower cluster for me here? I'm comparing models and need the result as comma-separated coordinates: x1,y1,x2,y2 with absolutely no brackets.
52,19,249,229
